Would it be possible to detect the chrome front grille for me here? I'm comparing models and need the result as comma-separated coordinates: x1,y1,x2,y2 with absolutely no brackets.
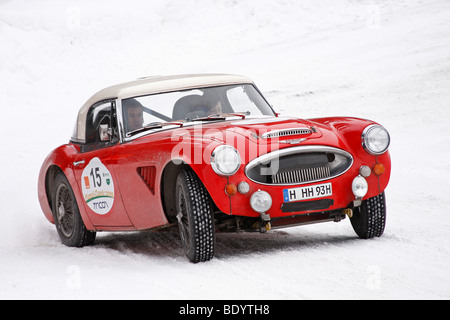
272,166,331,184
245,146,353,185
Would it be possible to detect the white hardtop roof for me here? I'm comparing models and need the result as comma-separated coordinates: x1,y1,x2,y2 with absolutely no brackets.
81,74,254,110
73,74,254,142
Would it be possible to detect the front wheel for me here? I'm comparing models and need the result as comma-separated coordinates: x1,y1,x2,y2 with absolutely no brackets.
175,169,215,263
52,172,96,247
350,192,386,239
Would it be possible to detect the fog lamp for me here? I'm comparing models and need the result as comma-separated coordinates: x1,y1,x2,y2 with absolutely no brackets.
250,190,272,213
352,175,368,199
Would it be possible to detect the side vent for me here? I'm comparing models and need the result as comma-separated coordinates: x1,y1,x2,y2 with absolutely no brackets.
138,166,156,194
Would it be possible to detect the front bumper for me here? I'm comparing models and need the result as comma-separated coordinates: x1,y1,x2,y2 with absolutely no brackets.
225,150,390,220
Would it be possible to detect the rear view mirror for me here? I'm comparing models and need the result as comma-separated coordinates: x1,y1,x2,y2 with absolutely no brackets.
99,124,110,141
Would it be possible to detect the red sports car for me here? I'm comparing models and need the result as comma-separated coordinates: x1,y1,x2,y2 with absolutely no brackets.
38,74,391,262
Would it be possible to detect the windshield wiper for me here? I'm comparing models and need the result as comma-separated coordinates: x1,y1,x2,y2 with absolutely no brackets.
126,121,184,137
191,111,250,122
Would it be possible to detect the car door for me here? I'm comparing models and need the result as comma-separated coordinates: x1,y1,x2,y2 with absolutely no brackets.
111,98,172,230
72,99,134,229
111,138,170,230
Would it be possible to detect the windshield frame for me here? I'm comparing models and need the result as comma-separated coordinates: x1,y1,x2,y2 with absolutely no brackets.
117,84,275,142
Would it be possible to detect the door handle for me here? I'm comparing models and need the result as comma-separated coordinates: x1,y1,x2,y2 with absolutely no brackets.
73,160,85,167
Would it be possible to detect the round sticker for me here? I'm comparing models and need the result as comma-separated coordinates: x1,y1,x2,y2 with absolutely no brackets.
81,157,115,215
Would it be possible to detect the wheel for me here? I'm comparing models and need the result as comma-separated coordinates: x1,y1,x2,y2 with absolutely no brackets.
350,192,386,239
175,169,215,262
52,172,96,247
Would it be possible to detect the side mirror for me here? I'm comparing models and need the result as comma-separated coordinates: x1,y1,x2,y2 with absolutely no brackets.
99,124,110,142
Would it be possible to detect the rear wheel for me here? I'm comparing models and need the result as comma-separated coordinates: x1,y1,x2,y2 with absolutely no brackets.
175,169,215,263
52,172,96,247
350,192,386,239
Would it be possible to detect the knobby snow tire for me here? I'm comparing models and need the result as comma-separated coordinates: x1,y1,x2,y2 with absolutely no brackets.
350,192,386,239
176,169,215,263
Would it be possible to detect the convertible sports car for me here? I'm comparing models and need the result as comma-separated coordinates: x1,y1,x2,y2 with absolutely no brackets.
38,74,391,262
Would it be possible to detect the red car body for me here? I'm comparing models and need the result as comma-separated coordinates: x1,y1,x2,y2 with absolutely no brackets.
38,74,391,262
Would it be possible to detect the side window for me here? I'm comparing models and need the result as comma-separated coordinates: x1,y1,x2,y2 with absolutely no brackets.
83,100,117,151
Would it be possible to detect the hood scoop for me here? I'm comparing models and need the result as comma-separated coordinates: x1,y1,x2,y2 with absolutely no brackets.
261,127,313,139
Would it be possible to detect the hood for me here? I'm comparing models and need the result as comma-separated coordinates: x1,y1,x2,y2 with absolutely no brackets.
226,116,323,143
152,115,346,155
187,116,345,157
196,116,345,146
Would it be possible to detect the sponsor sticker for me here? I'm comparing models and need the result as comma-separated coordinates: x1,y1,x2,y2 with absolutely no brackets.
81,157,114,215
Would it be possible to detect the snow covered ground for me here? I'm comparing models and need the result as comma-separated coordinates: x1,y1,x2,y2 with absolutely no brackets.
1,0,450,300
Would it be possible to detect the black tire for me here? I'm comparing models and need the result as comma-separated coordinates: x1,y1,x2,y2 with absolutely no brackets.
350,192,386,239
52,172,96,247
175,169,215,263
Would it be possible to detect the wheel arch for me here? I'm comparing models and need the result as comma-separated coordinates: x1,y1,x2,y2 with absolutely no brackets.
45,165,65,215
40,161,95,230
160,160,190,223
160,160,221,223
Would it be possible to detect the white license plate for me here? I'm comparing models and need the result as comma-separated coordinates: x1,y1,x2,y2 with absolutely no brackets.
283,182,332,202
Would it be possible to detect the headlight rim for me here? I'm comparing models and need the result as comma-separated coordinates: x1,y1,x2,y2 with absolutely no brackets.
211,145,241,176
362,124,390,156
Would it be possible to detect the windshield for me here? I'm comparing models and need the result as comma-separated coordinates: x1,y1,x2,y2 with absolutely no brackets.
121,84,274,136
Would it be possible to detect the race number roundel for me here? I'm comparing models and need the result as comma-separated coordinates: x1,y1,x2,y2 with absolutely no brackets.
81,157,115,215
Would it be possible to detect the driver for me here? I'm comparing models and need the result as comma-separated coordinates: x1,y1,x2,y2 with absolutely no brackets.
203,91,223,116
123,98,144,132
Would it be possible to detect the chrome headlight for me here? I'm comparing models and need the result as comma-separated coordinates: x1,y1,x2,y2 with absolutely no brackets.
211,145,241,176
362,124,390,155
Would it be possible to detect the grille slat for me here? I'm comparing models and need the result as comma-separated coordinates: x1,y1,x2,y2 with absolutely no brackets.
272,165,331,184
261,128,311,139
245,146,354,185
